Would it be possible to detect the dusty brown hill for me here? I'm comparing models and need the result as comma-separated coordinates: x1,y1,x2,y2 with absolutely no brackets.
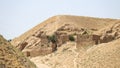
30,21,120,68
11,15,119,46
0,35,36,68
10,15,120,68
10,15,120,57
78,38,120,68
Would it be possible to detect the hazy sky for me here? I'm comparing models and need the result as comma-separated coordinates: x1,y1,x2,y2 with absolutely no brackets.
0,0,120,39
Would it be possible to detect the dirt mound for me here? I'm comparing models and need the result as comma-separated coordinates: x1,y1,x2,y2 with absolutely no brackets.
78,39,120,68
0,35,36,68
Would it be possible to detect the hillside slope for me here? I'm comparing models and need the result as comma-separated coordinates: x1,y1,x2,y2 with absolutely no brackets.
78,38,120,68
11,15,119,46
30,38,120,68
9,15,120,68
0,35,36,68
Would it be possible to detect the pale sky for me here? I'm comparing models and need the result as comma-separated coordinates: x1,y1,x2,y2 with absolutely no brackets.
0,0,120,39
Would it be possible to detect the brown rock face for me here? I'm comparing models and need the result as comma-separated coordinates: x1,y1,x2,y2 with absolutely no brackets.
0,35,36,68
100,34,114,43
77,34,100,51
56,32,69,47
17,31,54,57
26,47,53,57
19,42,28,51
99,23,120,43
16,23,80,57
76,23,120,51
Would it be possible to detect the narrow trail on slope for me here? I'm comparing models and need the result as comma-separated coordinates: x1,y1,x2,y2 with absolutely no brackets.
72,43,86,68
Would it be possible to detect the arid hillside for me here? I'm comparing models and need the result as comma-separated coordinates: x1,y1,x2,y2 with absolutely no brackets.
0,35,36,68
78,38,120,68
10,15,120,68
30,39,120,68
11,15,120,46
11,15,120,56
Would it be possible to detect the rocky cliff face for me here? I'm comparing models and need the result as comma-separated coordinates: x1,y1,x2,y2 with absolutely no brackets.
0,35,36,68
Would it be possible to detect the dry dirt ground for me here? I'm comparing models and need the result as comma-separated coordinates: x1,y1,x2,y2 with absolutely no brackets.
30,39,120,68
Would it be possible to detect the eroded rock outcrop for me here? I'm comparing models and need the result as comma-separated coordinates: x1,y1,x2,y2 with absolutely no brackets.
17,23,94,57
77,34,100,51
17,31,54,57
76,23,120,51
11,15,120,58
16,24,78,57
98,23,120,43
15,23,120,57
